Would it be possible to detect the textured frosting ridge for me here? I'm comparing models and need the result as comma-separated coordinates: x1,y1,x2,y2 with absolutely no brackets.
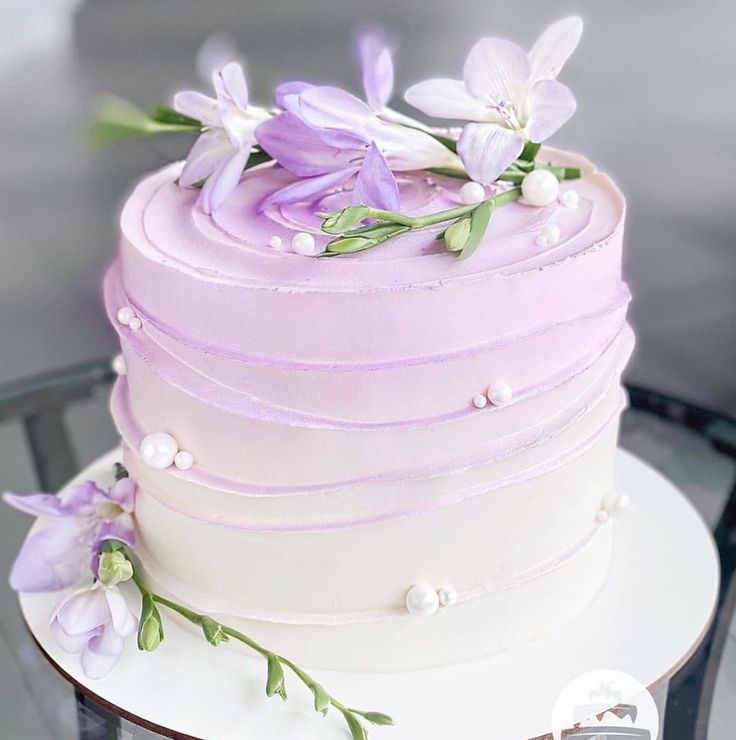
106,149,633,668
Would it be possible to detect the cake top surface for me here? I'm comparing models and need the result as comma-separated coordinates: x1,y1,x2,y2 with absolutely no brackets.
122,149,624,292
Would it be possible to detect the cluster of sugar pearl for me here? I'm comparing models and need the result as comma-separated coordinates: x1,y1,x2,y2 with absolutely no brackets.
116,305,142,332
405,582,458,616
140,432,194,471
269,232,324,256
473,381,513,409
536,222,561,249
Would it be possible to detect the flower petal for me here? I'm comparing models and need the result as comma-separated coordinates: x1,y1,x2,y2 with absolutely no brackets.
529,16,583,83
358,33,394,109
463,38,530,111
214,61,248,108
58,481,99,514
274,81,313,111
404,78,491,122
55,586,110,635
3,492,63,519
173,91,220,127
526,79,576,142
369,119,463,172
82,629,124,679
457,123,524,185
107,478,136,513
104,587,138,637
9,525,88,592
261,168,358,210
296,86,372,135
199,148,251,214
179,130,234,188
353,143,400,211
257,113,359,176
50,618,98,654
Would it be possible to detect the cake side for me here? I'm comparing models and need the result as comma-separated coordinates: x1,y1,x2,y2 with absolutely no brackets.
105,151,632,669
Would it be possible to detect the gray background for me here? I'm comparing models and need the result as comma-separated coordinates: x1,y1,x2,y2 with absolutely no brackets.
0,1,735,738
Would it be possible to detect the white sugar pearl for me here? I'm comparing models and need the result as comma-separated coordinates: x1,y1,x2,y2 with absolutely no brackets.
560,189,580,209
459,181,486,205
535,234,550,249
541,222,561,245
292,232,318,256
616,493,632,513
116,306,135,326
111,354,126,376
521,169,560,207
487,382,513,407
438,585,458,607
140,432,179,470
472,394,488,409
269,235,284,250
174,450,194,471
405,582,440,616
596,509,610,524
128,317,142,332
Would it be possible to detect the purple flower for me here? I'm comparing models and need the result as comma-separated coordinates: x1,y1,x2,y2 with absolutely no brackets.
3,477,136,593
174,62,271,214
256,36,461,209
405,16,582,184
50,582,137,679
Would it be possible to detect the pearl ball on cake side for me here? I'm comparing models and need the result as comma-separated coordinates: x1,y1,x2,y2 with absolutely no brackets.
405,582,440,616
174,450,194,471
116,306,135,326
459,181,486,205
111,354,126,375
140,432,179,470
487,382,513,407
521,170,560,207
438,585,458,607
472,394,488,409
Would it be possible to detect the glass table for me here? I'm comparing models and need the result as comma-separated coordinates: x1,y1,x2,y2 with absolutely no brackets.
1,361,734,739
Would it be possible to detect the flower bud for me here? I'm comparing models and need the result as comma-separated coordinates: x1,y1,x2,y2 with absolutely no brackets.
97,550,133,586
321,205,372,234
137,594,163,651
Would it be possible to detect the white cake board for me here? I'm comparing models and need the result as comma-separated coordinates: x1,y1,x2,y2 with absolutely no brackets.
19,449,719,740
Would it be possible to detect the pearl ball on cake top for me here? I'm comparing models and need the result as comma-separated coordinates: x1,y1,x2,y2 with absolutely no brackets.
459,181,486,205
472,393,488,409
140,432,179,470
487,381,513,406
269,235,284,250
405,582,440,616
560,189,580,209
291,232,321,256
521,169,560,207
536,221,561,249
128,317,142,332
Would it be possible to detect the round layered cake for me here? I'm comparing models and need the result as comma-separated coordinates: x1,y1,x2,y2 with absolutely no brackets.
105,148,632,670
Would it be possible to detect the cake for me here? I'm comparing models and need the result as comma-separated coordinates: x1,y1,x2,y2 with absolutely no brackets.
5,14,634,736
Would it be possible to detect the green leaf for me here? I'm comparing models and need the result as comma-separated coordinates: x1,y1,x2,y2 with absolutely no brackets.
201,616,227,646
149,104,201,128
361,711,394,726
311,684,331,715
342,711,368,740
138,593,164,652
265,654,285,697
457,200,493,261
321,205,372,235
520,141,541,161
443,217,472,252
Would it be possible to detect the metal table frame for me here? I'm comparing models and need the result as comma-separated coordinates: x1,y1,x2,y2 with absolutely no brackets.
2,360,735,740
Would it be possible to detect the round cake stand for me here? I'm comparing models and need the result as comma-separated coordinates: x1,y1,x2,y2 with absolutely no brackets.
18,449,719,740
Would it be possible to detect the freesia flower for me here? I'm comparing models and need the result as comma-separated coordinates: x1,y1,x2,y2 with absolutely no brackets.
3,477,136,593
405,16,582,184
50,582,137,679
174,62,271,214
256,36,461,209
